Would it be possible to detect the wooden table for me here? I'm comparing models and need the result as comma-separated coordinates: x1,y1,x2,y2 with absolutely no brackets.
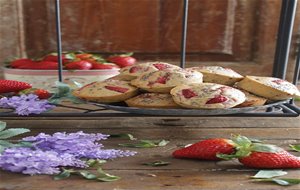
0,116,299,190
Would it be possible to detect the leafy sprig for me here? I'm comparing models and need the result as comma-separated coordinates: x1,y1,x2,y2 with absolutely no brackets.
0,121,31,153
48,82,85,104
251,170,300,186
54,159,120,182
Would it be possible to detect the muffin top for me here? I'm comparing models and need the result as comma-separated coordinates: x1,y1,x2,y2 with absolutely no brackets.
188,66,243,78
170,83,246,109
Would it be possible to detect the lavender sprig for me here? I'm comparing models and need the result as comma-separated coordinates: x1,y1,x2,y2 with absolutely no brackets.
0,94,55,115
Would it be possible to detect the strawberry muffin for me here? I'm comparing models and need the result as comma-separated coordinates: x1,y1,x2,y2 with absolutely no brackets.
131,69,203,93
236,76,300,100
73,79,138,103
117,62,181,81
170,83,246,109
235,90,267,108
187,66,244,86
125,93,180,109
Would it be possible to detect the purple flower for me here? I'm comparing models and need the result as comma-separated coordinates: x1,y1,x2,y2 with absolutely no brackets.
0,147,86,175
0,94,54,115
23,131,136,159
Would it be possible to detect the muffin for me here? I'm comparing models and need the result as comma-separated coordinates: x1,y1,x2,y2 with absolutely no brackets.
118,62,181,81
73,79,138,103
187,66,244,86
131,69,203,93
235,90,267,107
170,83,246,109
235,76,300,100
125,93,180,109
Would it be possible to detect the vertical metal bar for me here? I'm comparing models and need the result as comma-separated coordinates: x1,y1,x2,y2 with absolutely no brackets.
55,0,63,82
180,0,189,68
292,40,300,85
272,0,297,79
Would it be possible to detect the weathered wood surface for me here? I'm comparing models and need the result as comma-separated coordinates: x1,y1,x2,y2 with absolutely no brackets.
0,116,299,190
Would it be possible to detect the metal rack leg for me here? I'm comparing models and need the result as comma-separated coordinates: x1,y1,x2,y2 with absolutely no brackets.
55,0,63,82
272,0,297,79
180,0,189,69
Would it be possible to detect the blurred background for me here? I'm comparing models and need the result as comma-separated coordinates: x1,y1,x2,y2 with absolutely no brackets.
0,0,300,79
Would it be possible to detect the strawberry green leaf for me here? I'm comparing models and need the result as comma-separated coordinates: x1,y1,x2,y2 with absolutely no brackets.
231,135,252,147
251,143,281,153
0,121,6,131
0,128,30,139
253,178,300,186
109,133,137,140
251,170,288,179
289,144,300,152
143,160,170,167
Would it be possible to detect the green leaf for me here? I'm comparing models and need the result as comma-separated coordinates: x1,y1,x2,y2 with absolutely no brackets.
142,160,170,167
119,139,169,148
54,169,72,180
253,178,300,186
251,143,281,153
248,137,263,143
77,170,97,180
48,82,85,104
0,121,6,131
109,133,137,140
251,170,288,179
0,139,15,147
0,128,30,139
97,168,120,182
289,144,300,152
86,159,107,167
14,141,33,148
231,135,252,147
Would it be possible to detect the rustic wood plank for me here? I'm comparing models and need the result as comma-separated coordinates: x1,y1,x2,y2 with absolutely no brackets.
1,169,299,190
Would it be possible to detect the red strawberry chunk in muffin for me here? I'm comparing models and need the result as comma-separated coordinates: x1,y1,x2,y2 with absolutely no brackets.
206,95,228,104
153,63,170,70
182,89,197,99
129,66,140,73
272,79,286,85
104,86,129,93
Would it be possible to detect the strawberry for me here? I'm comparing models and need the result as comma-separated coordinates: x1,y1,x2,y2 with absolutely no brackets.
182,89,197,99
10,58,35,68
75,53,93,60
129,66,140,73
239,150,300,169
107,53,136,68
104,86,129,93
272,79,286,85
0,80,32,93
65,61,92,70
19,88,51,99
17,61,59,70
91,63,120,70
173,138,235,160
153,63,170,70
217,135,300,169
155,74,170,84
206,95,228,104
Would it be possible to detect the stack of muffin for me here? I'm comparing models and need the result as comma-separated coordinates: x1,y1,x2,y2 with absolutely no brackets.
73,62,300,109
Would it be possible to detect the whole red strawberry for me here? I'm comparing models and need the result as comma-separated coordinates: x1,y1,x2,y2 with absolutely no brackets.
19,88,51,99
107,53,136,68
10,58,35,68
0,80,32,93
172,138,235,160
217,135,300,169
239,150,300,169
91,63,120,70
65,61,92,70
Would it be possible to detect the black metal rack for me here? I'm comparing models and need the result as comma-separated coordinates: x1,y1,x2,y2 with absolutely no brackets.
0,0,299,117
